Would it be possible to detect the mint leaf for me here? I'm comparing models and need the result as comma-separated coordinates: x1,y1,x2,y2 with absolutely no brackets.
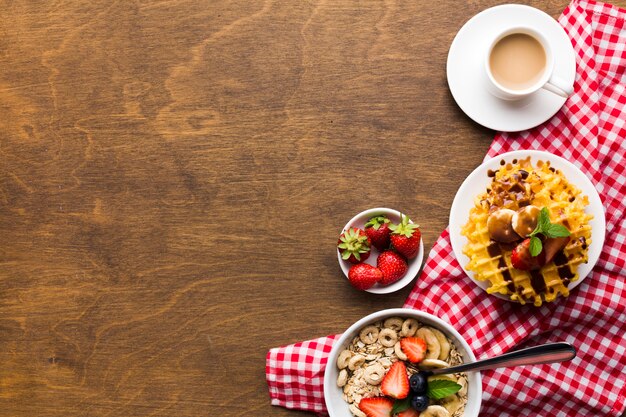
534,207,551,235
545,223,571,238
391,397,411,414
426,379,462,400
529,236,543,257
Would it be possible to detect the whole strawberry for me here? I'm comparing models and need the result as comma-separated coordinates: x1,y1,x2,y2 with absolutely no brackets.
337,227,371,264
377,250,408,285
348,264,383,290
389,214,421,259
364,215,392,251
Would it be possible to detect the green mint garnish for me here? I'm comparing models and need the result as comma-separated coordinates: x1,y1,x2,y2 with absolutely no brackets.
528,207,571,257
391,397,411,414
426,379,462,400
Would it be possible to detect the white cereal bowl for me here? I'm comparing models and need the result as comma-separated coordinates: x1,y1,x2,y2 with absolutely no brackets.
323,308,482,417
337,208,424,294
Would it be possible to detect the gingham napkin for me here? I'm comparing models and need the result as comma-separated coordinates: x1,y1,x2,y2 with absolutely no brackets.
266,1,626,415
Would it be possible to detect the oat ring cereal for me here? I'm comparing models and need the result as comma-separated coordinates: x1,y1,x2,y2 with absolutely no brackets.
400,318,419,336
337,349,352,369
394,341,407,361
359,325,379,344
348,354,365,370
383,317,404,332
337,369,348,387
377,328,398,347
363,363,385,385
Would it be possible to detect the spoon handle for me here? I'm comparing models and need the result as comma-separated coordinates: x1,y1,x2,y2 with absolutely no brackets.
430,342,576,376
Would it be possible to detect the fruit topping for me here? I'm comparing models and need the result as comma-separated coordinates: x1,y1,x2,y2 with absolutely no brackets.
400,337,427,363
380,361,410,399
364,215,392,251
486,208,519,242
511,238,545,271
411,394,430,412
348,264,383,290
337,227,372,264
358,396,394,417
409,372,428,394
389,214,421,259
377,251,408,285
512,205,541,237
526,207,571,257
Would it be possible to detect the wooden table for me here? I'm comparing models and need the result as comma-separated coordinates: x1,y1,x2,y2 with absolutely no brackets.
2,1,625,416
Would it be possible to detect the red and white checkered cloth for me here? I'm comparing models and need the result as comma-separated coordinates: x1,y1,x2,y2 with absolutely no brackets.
266,1,626,415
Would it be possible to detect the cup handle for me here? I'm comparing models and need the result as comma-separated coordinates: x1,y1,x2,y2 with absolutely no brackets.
542,74,574,98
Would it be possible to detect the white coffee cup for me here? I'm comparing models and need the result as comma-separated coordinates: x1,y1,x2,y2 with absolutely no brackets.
485,26,573,100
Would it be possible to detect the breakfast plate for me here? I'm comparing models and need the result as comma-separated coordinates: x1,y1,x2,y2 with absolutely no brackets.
446,4,576,132
449,150,605,304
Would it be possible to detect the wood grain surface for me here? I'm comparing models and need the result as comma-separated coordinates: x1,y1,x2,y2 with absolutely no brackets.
2,1,625,416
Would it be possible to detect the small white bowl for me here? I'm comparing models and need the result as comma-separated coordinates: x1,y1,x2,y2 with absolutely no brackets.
337,208,424,294
324,308,482,417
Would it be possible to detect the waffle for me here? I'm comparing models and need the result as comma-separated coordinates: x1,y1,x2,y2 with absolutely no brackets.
461,156,593,306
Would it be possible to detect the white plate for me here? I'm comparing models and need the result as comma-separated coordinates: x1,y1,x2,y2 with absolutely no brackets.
446,4,576,132
337,208,424,294
449,150,606,301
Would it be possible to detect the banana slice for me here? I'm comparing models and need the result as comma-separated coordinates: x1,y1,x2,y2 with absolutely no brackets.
416,327,441,359
457,374,468,396
427,375,456,384
418,405,450,417
440,394,463,415
428,327,451,361
418,359,450,370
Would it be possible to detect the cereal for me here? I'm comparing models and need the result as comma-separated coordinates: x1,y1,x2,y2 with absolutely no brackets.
337,318,469,417
337,349,352,369
400,318,419,336
359,325,379,344
378,328,398,347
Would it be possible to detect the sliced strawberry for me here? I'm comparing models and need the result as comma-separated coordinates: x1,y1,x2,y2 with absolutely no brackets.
364,215,392,251
389,214,421,259
358,396,394,417
380,361,410,399
348,264,383,290
397,409,420,417
337,227,371,264
511,238,545,270
400,337,427,363
377,251,408,285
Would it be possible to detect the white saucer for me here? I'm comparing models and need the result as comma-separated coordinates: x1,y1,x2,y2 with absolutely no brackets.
449,150,606,302
446,4,576,132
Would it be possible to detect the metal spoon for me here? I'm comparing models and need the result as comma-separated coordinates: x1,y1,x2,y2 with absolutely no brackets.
426,342,576,376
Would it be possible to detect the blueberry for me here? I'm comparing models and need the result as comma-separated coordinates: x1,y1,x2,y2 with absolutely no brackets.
409,372,428,393
411,394,429,412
